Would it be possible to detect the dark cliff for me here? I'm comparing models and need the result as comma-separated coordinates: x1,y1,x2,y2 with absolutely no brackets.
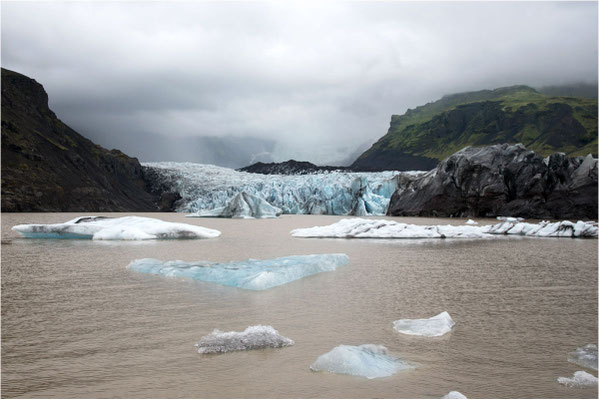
238,160,348,175
1,68,158,211
387,144,598,219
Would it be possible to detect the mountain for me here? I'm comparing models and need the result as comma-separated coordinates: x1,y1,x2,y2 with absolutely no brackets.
1,68,158,211
351,85,598,171
238,160,348,175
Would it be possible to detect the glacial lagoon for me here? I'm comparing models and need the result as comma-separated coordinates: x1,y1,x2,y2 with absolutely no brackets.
1,212,597,398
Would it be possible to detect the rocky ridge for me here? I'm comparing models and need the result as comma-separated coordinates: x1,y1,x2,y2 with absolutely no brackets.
1,68,158,211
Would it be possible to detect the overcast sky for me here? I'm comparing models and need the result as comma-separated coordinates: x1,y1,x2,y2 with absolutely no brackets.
2,1,597,167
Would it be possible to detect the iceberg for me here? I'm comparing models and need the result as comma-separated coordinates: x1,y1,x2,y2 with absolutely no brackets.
12,216,221,240
310,344,412,379
393,312,455,337
568,344,598,371
195,325,294,354
143,162,425,216
291,218,598,239
465,219,478,225
557,370,598,388
128,253,349,290
187,191,282,218
442,391,467,399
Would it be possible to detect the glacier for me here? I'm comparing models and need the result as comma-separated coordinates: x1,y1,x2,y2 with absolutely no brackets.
310,344,413,379
195,325,294,354
127,253,349,290
393,312,455,337
187,191,282,219
568,344,598,371
291,218,598,239
442,391,467,399
143,162,424,216
557,371,598,388
11,216,221,240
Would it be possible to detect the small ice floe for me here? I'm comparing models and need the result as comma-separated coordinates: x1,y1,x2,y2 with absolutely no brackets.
393,312,455,337
12,216,221,240
128,253,349,290
568,344,598,371
195,325,294,354
310,344,412,379
557,370,598,388
290,218,598,239
442,391,467,399
465,219,478,225
187,192,282,219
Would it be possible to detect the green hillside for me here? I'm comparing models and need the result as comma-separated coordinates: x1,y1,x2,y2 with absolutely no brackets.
351,85,598,171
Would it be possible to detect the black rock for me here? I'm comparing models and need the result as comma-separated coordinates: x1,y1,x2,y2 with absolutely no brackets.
238,160,349,175
387,144,598,219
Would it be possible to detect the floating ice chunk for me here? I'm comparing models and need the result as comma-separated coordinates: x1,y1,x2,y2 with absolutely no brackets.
568,344,598,371
442,391,467,399
195,325,294,354
187,192,282,219
12,216,221,240
486,220,598,238
465,219,478,225
291,218,598,239
557,370,598,387
310,344,412,379
128,253,349,290
291,218,490,239
393,312,455,337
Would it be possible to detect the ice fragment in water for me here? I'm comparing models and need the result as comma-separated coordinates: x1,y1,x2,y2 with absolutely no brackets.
128,253,349,290
187,191,282,219
291,218,598,239
310,344,412,379
557,370,598,387
442,391,467,399
393,312,455,337
12,216,221,240
195,325,294,353
568,344,598,371
465,219,477,225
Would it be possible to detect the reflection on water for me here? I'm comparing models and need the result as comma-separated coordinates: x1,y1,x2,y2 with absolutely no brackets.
1,213,597,398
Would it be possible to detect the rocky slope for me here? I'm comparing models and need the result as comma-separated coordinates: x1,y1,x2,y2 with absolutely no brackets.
1,68,158,211
387,144,598,219
238,160,348,175
352,85,598,171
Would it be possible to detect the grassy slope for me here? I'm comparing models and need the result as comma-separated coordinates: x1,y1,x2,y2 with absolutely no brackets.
356,85,598,164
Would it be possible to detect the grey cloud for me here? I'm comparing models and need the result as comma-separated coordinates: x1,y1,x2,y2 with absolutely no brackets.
1,1,597,167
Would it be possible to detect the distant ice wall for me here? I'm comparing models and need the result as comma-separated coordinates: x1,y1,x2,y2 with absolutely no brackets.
143,162,425,215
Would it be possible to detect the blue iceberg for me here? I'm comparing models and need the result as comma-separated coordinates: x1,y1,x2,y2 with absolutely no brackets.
568,344,598,371
310,344,412,379
128,253,349,290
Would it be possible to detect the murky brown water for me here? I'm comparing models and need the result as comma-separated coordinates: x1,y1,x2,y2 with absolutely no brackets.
1,212,597,398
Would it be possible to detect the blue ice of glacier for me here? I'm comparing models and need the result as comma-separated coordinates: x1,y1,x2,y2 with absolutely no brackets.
142,162,425,216
195,325,294,354
187,191,282,219
310,344,413,379
128,253,349,290
12,216,221,240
